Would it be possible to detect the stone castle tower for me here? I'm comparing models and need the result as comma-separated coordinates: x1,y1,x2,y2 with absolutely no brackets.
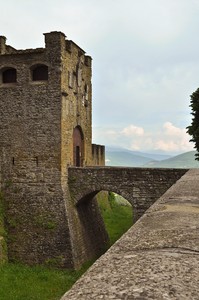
0,31,107,268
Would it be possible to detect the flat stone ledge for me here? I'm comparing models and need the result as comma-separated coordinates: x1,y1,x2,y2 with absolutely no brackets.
61,169,199,299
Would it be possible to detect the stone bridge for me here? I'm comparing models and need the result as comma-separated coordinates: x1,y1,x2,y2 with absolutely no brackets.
63,166,187,267
68,166,188,221
62,169,199,299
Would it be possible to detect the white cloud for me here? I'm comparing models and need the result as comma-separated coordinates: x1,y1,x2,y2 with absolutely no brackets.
163,122,186,136
154,122,193,152
155,140,182,152
93,122,194,154
105,159,111,163
121,125,144,137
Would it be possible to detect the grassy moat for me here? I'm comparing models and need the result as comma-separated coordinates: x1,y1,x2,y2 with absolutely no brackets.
0,193,132,300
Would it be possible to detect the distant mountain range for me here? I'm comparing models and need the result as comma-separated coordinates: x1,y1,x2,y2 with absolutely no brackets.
105,147,199,168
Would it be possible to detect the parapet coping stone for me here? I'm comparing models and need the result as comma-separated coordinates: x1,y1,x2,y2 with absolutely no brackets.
61,168,199,300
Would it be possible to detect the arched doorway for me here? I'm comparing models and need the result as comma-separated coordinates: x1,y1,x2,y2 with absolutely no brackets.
73,126,84,167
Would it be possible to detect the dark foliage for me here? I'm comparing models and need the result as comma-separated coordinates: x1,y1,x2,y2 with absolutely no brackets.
187,88,199,161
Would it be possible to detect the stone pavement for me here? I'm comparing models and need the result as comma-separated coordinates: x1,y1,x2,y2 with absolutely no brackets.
61,169,199,299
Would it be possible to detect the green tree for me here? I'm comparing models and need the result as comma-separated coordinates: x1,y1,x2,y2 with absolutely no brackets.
187,88,199,161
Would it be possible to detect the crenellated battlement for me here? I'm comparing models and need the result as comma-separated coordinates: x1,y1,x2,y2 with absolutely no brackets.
92,144,105,166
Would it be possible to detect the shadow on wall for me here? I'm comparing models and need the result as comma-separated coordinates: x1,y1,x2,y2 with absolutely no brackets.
78,191,133,248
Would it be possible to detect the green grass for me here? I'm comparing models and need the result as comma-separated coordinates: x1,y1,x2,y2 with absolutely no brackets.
0,262,90,300
0,192,133,300
102,205,133,245
99,192,133,245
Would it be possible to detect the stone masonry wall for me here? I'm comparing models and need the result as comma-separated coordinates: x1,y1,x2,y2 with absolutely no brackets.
0,190,7,264
0,32,75,267
0,31,107,269
60,36,92,169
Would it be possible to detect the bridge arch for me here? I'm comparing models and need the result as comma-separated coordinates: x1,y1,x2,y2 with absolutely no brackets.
76,189,137,240
74,188,133,262
76,187,136,205
68,166,188,221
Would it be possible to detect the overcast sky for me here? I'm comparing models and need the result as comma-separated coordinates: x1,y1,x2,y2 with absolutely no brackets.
2,0,199,154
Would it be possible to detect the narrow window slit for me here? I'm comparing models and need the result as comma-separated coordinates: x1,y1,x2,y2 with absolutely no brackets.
35,157,39,167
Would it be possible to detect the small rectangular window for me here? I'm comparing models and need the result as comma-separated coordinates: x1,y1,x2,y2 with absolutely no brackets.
32,65,48,81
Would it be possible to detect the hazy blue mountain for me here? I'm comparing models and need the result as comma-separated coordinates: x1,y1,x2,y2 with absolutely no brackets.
143,151,199,168
105,146,171,163
105,147,199,168
105,151,153,167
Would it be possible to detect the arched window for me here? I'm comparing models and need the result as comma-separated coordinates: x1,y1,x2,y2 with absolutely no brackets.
31,64,48,81
2,67,17,83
